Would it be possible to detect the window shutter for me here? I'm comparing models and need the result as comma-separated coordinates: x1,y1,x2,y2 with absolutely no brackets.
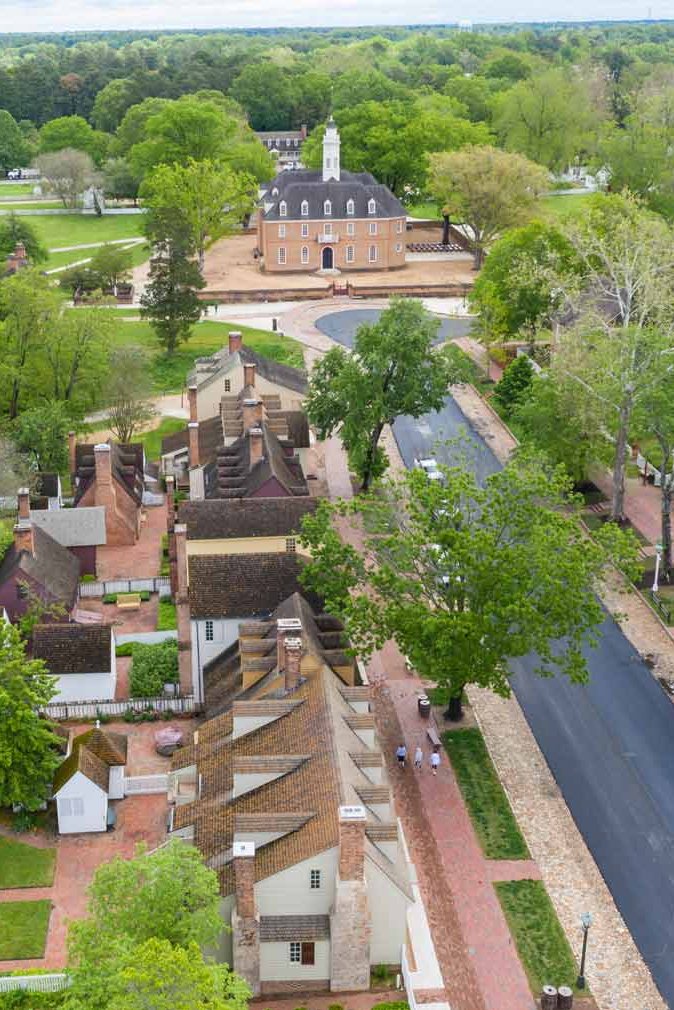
301,942,315,965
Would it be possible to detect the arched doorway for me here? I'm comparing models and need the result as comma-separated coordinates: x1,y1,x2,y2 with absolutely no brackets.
322,246,334,270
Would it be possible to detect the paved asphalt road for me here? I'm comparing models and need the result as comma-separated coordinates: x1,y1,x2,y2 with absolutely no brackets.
393,401,674,1007
315,308,474,347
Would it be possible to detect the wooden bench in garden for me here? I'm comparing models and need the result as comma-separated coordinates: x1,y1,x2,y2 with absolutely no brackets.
117,593,141,611
426,726,441,750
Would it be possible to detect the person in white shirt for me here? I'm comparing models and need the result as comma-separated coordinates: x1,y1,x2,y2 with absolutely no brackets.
414,745,423,770
430,750,441,775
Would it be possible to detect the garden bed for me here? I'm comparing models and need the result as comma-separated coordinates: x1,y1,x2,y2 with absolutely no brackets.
442,728,529,859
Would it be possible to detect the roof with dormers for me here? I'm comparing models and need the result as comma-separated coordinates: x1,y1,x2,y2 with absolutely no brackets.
262,169,405,222
169,592,412,901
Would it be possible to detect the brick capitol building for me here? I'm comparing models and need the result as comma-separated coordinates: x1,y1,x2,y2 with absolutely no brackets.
257,117,407,274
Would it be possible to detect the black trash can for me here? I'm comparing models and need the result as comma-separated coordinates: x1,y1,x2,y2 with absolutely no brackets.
272,317,278,331
418,695,431,719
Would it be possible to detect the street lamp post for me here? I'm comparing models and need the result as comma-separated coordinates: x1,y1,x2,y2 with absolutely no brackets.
576,912,592,989
653,542,663,593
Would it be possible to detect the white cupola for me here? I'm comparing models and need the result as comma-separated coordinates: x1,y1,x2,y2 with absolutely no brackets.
322,116,341,182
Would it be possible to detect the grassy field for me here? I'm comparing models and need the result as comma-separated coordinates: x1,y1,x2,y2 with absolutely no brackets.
495,880,579,994
0,900,52,959
0,837,56,889
0,181,35,195
406,200,441,220
47,239,148,273
539,192,594,222
443,728,529,859
0,200,64,209
28,213,144,252
112,319,305,393
139,416,185,459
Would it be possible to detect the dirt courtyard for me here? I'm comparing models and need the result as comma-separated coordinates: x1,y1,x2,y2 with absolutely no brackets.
202,233,475,296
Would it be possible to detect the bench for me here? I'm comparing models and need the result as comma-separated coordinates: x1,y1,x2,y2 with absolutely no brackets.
117,593,141,611
426,726,441,750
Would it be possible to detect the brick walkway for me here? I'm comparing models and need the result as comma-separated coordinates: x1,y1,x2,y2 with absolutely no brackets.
95,501,167,581
590,466,662,545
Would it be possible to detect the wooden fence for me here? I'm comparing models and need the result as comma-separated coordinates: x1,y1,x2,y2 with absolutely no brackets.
41,695,202,721
0,974,69,993
79,576,171,598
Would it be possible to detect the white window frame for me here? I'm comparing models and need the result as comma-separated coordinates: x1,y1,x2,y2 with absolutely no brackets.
205,620,214,642
369,245,378,263
301,200,309,217
278,223,286,238
346,245,355,263
286,536,297,552
369,221,377,235
278,247,287,265
368,198,376,215
396,219,404,233
301,247,309,265
324,222,332,236
310,868,321,889
347,221,355,236
301,222,309,238
346,199,355,216
395,243,403,253
324,199,332,216
279,201,287,218
289,942,301,963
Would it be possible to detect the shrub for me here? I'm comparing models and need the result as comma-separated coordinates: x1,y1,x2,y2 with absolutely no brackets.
80,574,97,583
122,707,137,722
139,590,151,602
94,709,111,725
157,599,177,631
102,593,117,604
371,964,390,982
115,642,135,657
492,355,534,417
130,639,179,697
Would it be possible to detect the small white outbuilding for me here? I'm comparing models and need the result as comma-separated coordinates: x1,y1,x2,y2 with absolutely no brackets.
53,728,127,834
32,623,116,703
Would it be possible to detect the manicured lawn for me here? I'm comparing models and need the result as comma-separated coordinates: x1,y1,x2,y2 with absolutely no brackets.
157,598,177,631
0,182,35,195
114,319,305,393
495,880,579,994
47,239,148,273
0,837,56,888
139,416,185,461
0,900,52,959
406,200,441,220
539,193,594,222
28,213,144,251
443,728,529,859
0,200,64,209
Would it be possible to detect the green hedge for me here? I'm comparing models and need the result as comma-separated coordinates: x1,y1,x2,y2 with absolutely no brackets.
129,639,179,697
115,642,135,657
156,599,177,631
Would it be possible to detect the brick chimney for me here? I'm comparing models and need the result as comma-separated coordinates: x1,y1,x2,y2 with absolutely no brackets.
174,523,193,697
248,427,264,469
188,385,198,423
68,431,77,481
17,487,30,521
283,636,303,692
229,331,243,354
13,521,34,556
243,362,256,388
188,422,200,469
301,124,308,139
276,617,302,670
232,840,260,995
93,443,112,487
233,841,256,918
338,805,367,881
242,397,263,433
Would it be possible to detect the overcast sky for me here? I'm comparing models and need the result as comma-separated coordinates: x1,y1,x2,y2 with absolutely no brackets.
0,0,671,34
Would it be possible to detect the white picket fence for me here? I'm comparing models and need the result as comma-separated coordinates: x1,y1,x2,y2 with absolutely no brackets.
124,774,169,795
79,576,171,598
0,973,70,993
41,695,202,721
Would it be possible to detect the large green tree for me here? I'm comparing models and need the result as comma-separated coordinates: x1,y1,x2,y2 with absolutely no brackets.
141,159,255,271
429,145,549,267
39,115,108,165
141,207,204,356
470,221,580,341
306,299,469,490
34,148,99,209
105,345,156,443
0,213,47,264
300,452,640,720
0,109,31,173
13,401,71,472
0,622,60,811
0,270,61,419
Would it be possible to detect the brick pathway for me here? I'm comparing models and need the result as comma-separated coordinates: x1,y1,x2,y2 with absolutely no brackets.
375,681,535,1010
590,466,662,545
252,988,403,1010
95,501,167,581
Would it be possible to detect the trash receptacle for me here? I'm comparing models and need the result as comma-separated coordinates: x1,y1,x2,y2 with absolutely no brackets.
272,317,278,331
557,986,573,1009
418,695,431,719
541,985,558,1010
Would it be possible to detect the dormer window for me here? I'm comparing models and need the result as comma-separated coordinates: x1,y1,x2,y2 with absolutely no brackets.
279,201,287,217
346,199,355,216
324,199,332,216
301,200,309,217
272,187,279,196
368,198,376,215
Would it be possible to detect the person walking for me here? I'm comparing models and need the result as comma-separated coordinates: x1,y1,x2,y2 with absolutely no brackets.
430,749,441,776
414,745,423,770
396,743,407,769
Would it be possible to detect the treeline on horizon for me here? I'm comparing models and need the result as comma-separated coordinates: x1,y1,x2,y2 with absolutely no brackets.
1,20,674,130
